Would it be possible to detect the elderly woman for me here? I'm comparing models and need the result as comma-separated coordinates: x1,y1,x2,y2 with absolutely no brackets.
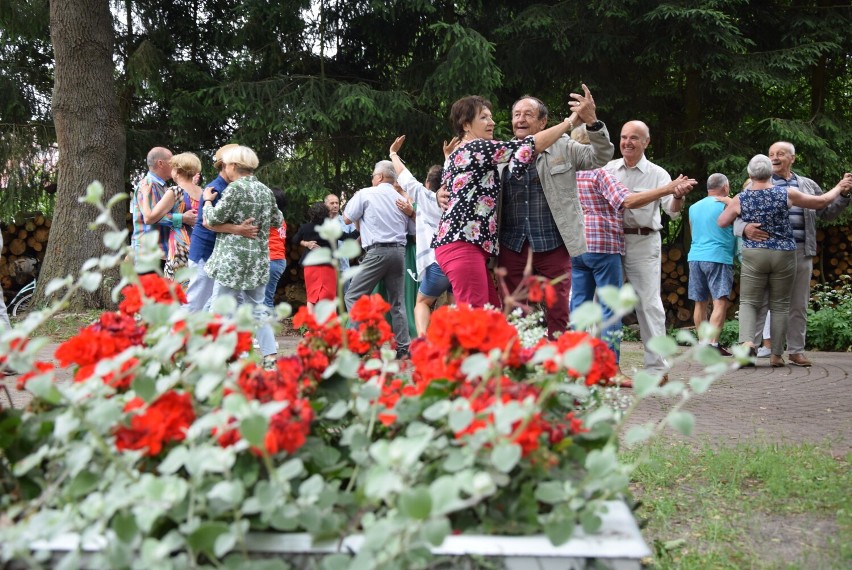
139,152,202,280
718,154,848,366
202,146,283,368
431,95,580,307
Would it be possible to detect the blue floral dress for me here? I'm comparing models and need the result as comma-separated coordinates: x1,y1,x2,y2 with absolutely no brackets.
739,187,795,251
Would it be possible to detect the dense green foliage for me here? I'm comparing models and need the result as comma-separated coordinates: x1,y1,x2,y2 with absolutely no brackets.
1,0,851,225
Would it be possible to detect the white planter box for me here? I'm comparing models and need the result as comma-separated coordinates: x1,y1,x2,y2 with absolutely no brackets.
33,501,650,569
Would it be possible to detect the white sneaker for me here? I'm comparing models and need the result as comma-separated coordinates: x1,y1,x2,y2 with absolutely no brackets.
756,346,771,358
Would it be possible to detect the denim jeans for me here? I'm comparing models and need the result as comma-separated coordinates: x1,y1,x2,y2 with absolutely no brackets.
570,252,623,361
211,281,277,356
264,259,286,308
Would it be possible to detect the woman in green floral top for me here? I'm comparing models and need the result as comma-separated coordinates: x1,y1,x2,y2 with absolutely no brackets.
202,146,283,366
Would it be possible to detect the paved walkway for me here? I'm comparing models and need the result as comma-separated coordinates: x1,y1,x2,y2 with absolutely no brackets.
3,337,850,454
622,342,852,455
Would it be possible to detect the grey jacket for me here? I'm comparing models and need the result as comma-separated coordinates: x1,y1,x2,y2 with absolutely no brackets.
499,125,614,257
734,173,850,256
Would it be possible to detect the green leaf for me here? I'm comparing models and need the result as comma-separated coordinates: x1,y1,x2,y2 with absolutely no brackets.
324,400,349,420
422,400,451,421
78,272,102,292
580,510,603,534
632,371,659,397
667,411,695,436
694,344,723,366
214,529,237,558
647,335,679,357
535,481,566,504
490,442,522,473
26,373,62,405
421,517,451,547
625,424,654,446
460,353,491,379
689,375,714,394
240,415,269,448
111,511,138,543
157,446,188,475
67,470,99,499
447,403,473,433
187,522,229,557
568,302,603,332
321,554,352,570
544,519,574,545
303,247,333,266
335,239,361,259
562,342,592,375
398,486,432,520
208,481,245,509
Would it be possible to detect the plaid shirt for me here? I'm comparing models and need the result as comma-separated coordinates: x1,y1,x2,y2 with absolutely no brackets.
576,169,630,255
500,162,563,252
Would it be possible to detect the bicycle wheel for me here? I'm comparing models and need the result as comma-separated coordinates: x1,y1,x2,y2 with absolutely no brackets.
11,292,33,318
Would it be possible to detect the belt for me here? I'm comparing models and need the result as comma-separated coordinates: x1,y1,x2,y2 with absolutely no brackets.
623,227,658,236
364,242,406,252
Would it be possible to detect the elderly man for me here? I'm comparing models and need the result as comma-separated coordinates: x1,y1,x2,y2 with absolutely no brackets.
737,141,851,366
603,121,696,379
344,161,415,359
497,87,614,338
687,174,736,356
131,147,193,267
572,127,697,384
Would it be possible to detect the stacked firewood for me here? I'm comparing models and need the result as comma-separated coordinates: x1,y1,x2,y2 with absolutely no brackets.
1,214,49,292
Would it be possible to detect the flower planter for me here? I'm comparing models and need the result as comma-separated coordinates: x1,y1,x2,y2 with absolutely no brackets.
31,501,650,569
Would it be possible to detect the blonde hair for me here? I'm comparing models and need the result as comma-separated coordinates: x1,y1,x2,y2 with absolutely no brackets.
169,152,202,179
222,146,259,172
213,143,240,170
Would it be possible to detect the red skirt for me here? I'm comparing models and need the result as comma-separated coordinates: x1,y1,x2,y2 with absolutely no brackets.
304,265,337,303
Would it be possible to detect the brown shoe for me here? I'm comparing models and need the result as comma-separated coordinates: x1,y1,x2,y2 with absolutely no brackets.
788,354,812,367
769,355,785,368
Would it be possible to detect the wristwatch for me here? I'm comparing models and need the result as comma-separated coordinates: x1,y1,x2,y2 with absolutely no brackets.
586,120,604,132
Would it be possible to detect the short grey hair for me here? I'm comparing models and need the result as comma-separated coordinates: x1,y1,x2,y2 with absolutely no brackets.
707,173,728,191
374,160,397,183
773,141,796,155
747,154,773,181
146,147,171,169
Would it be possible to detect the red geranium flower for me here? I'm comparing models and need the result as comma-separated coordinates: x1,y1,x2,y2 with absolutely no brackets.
119,274,187,316
114,391,196,456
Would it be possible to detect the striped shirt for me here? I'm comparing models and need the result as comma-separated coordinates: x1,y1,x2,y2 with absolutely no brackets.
772,173,805,244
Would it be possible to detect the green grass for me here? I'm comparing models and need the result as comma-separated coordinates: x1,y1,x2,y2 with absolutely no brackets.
624,440,852,569
13,310,101,343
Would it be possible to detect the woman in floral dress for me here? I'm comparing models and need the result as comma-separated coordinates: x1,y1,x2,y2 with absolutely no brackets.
717,154,848,366
431,95,580,307
202,146,283,368
139,152,202,281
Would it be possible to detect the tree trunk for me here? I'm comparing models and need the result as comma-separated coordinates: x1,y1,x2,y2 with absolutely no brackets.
40,0,126,310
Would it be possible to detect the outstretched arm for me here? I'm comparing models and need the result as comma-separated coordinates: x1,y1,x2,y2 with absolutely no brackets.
622,175,698,209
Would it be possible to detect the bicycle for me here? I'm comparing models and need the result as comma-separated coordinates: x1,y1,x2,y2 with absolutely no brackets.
9,277,35,318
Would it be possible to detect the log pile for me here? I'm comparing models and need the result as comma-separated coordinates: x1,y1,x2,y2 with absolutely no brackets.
814,228,850,286
1,213,50,294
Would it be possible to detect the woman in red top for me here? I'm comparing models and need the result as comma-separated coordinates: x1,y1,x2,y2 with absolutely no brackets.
265,187,288,308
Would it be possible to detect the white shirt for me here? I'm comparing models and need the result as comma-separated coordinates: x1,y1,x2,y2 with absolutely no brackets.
397,169,442,279
604,155,679,230
343,182,413,248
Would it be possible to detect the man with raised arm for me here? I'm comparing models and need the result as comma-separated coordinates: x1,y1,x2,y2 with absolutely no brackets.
497,87,614,338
